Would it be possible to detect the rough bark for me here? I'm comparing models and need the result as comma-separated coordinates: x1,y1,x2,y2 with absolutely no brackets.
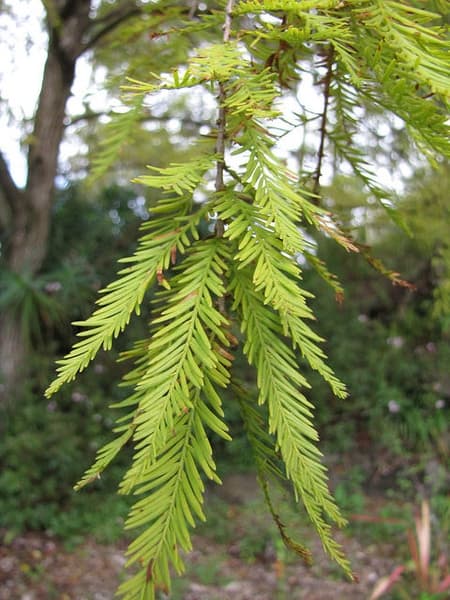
0,1,144,405
0,1,92,404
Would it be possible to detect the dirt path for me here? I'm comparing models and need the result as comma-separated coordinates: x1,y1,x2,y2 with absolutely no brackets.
1,474,405,599
0,528,396,600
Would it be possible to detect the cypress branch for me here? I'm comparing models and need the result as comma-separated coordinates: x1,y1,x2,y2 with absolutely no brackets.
46,2,450,596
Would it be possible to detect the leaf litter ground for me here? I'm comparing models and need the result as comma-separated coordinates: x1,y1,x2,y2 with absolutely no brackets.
0,474,403,600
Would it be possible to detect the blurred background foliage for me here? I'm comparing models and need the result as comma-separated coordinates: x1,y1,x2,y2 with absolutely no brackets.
1,163,448,540
0,182,144,538
0,3,448,572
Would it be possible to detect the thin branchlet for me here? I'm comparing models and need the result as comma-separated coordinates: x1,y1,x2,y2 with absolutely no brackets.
214,0,235,315
313,45,334,200
214,0,235,237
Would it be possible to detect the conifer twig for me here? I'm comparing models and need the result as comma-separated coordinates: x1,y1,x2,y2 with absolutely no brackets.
214,0,235,238
313,46,334,200
214,0,234,315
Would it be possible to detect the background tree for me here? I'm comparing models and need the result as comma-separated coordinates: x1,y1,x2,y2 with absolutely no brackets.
0,0,152,403
0,0,139,398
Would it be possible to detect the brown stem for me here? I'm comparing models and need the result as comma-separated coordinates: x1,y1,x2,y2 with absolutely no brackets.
313,46,334,200
83,1,142,53
213,0,234,316
214,0,235,239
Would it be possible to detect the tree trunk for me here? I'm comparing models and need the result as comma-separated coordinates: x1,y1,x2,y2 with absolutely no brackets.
0,1,142,405
0,1,91,405
0,316,27,408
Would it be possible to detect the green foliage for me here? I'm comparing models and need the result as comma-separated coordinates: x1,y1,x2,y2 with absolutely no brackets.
0,184,145,539
306,165,449,464
46,195,206,396
0,382,131,542
305,244,449,462
0,270,65,346
46,2,449,599
0,184,143,350
89,99,145,183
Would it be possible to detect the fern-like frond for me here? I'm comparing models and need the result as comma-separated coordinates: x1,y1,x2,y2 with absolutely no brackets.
235,127,309,254
133,155,216,196
354,0,449,98
122,42,243,96
118,395,221,600
230,265,352,576
218,193,346,397
225,68,280,121
45,198,205,397
189,42,243,81
350,1,450,158
76,241,232,599
118,239,230,494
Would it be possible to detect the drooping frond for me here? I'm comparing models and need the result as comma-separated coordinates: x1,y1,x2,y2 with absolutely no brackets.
218,193,347,397
355,0,449,98
234,129,309,254
76,240,232,599
230,265,352,576
351,1,450,158
119,239,231,494
46,2,450,597
45,197,205,397
118,397,219,600
225,68,280,120
111,241,231,599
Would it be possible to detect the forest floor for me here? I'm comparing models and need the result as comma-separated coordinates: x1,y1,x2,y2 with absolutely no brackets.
0,474,429,600
0,529,397,600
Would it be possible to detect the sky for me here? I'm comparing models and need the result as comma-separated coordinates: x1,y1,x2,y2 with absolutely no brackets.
0,0,413,193
0,1,47,184
0,0,111,186
0,1,333,191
